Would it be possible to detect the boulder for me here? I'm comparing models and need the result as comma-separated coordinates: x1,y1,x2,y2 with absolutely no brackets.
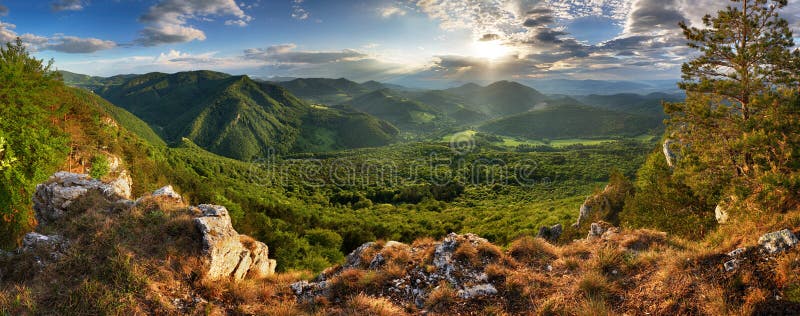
537,224,563,241
758,229,799,255
20,232,69,267
32,172,132,226
588,222,619,240
192,204,276,280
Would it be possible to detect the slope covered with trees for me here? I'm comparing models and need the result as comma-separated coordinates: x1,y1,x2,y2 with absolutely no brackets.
96,71,398,159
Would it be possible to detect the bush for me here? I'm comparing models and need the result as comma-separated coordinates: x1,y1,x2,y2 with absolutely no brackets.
89,155,110,179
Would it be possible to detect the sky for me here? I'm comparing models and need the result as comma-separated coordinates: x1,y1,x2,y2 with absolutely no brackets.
2,0,800,86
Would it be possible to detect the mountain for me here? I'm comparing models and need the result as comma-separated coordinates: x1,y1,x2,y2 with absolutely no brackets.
59,70,137,91
274,77,375,104
343,89,445,131
400,90,488,125
519,79,682,95
478,102,662,139
574,92,684,117
96,71,397,159
444,81,549,117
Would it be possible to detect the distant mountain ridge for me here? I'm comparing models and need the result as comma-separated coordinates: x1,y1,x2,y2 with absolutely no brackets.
84,71,397,160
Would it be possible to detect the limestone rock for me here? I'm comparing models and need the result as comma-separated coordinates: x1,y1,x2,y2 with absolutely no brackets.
32,172,132,226
292,233,499,307
193,204,276,280
20,232,69,267
457,283,497,299
758,229,799,255
152,185,183,202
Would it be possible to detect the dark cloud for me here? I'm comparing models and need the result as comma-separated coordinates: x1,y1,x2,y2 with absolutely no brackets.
626,0,686,34
0,5,8,16
41,36,116,53
479,34,500,41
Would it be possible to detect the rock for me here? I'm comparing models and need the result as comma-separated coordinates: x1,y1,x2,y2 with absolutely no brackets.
727,248,746,257
108,170,132,200
663,139,677,168
19,232,69,267
292,233,501,307
588,223,606,239
152,185,183,202
724,259,739,272
573,203,591,228
715,204,729,224
457,283,497,299
193,204,275,280
537,224,563,241
32,172,132,226
758,229,799,255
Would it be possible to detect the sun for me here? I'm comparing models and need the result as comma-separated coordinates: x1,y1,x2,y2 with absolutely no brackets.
472,40,511,61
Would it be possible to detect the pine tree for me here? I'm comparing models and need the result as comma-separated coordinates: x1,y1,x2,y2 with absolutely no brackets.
667,0,800,212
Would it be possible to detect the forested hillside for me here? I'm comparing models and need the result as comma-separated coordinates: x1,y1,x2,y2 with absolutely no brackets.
95,71,398,159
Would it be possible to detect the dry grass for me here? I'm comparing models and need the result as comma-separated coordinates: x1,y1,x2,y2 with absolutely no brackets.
508,236,557,268
425,282,457,313
345,293,407,316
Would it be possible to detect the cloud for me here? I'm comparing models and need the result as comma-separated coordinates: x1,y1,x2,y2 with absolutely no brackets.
479,34,501,41
292,0,309,20
136,0,252,46
0,5,8,16
244,44,368,64
40,35,116,53
0,21,115,53
380,6,406,18
51,0,86,12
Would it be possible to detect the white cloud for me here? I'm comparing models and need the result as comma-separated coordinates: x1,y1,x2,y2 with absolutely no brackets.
137,0,252,46
380,6,406,18
292,0,310,20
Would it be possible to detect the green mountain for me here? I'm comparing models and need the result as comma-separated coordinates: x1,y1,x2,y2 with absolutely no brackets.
343,89,445,131
574,92,683,117
478,102,662,139
444,80,549,117
274,77,374,104
59,70,136,91
401,90,488,125
96,71,397,159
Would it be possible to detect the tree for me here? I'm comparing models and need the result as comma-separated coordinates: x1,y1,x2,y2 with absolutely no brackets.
667,0,800,212
0,38,69,248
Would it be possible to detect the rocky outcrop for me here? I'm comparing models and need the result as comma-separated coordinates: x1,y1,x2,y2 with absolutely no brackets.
27,171,275,282
587,222,619,240
32,172,131,226
293,233,500,308
758,229,799,255
192,204,276,280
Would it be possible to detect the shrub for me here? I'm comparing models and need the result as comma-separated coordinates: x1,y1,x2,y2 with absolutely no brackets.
89,154,110,179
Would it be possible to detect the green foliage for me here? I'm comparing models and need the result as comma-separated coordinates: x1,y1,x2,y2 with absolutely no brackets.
0,39,69,248
620,149,716,239
343,89,445,131
668,0,800,213
479,103,662,139
97,71,397,160
89,155,110,179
